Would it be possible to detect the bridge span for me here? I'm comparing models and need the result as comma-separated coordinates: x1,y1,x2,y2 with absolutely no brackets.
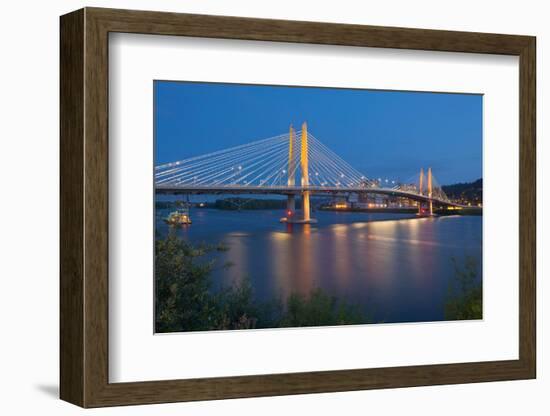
156,122,467,222
155,184,466,209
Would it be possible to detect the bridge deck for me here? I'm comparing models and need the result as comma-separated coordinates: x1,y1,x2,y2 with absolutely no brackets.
155,185,467,208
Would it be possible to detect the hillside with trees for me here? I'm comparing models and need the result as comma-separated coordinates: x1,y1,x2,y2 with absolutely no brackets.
442,178,482,205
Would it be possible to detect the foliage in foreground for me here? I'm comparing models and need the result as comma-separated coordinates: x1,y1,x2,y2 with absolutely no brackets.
156,234,482,332
279,289,366,328
155,234,369,332
444,256,482,320
155,234,226,332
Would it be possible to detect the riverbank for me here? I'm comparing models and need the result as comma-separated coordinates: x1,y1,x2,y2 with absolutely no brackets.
156,198,291,211
320,206,482,216
320,207,416,214
156,198,482,216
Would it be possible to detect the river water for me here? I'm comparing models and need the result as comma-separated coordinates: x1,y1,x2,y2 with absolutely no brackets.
156,207,482,324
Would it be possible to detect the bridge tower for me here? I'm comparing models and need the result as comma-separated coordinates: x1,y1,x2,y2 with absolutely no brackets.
286,124,296,215
301,122,311,222
418,167,424,215
417,167,434,216
419,168,424,196
427,167,433,216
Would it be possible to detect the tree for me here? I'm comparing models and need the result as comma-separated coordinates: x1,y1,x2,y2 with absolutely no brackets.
155,234,225,332
279,289,366,327
444,256,482,320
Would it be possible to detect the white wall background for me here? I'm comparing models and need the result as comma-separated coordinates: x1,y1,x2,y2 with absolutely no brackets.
0,0,545,414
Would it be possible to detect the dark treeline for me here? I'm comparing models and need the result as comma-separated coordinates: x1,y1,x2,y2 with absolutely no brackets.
444,256,482,320
155,198,300,211
213,198,295,211
442,178,482,205
156,200,189,209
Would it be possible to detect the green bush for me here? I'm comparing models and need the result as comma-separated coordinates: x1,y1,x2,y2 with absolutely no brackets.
279,289,366,327
444,256,482,320
155,234,226,332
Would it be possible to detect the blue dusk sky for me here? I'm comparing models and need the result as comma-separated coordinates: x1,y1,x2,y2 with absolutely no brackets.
155,81,482,185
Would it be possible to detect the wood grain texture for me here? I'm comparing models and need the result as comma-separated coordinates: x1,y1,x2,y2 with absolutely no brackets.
89,7,532,54
83,10,110,406
518,38,536,375
59,7,537,408
59,8,84,407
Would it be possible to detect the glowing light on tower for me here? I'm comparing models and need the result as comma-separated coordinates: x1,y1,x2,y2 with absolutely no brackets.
301,122,311,222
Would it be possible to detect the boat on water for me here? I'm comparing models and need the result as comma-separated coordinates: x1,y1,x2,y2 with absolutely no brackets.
164,208,192,225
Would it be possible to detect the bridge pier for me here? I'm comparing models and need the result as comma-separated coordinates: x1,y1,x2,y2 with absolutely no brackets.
418,199,435,216
280,122,317,224
281,192,317,224
297,122,316,224
302,191,311,222
286,194,295,215
427,167,433,216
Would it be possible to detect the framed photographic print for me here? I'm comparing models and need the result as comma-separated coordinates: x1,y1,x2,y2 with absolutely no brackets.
60,7,536,408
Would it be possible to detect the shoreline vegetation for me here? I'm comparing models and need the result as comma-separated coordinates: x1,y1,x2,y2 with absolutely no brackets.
155,234,482,333
444,256,483,320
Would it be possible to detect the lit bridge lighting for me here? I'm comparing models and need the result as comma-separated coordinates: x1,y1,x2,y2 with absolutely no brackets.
155,124,463,221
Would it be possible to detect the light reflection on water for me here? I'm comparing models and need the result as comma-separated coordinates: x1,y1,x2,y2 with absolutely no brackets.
156,208,482,324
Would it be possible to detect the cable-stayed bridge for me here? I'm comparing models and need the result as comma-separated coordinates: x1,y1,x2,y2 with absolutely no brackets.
156,123,466,223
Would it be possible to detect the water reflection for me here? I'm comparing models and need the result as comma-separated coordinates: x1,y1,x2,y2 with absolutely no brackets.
157,209,482,324
223,233,248,287
270,231,294,300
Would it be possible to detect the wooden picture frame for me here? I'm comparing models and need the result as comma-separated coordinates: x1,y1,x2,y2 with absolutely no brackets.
60,7,536,408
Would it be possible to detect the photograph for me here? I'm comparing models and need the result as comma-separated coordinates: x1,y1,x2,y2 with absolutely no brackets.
153,81,483,333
